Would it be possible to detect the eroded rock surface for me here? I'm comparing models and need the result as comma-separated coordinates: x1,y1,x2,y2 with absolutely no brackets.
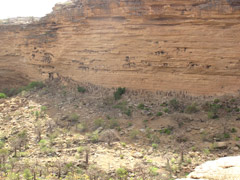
177,156,240,180
0,0,240,95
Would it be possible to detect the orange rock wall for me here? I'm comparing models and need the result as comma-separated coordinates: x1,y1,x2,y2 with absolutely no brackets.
0,0,240,95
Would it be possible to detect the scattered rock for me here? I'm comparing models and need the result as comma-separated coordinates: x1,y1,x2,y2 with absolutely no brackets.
99,129,120,142
200,128,205,133
132,152,143,158
235,142,240,148
95,127,104,134
214,142,228,149
232,146,239,151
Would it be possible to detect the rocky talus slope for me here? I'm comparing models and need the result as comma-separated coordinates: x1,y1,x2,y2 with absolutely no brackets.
0,82,239,179
0,0,240,95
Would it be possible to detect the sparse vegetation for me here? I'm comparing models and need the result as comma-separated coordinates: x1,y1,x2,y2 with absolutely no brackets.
185,103,198,114
77,122,88,132
203,148,210,155
26,81,45,90
0,93,7,99
169,98,180,110
152,143,158,149
163,108,169,113
149,166,159,176
204,101,222,119
77,86,86,93
159,128,172,135
113,101,132,117
68,113,79,126
94,118,105,129
231,128,237,133
0,81,239,180
130,130,139,140
108,118,119,129
121,142,126,147
156,111,163,116
88,132,99,143
116,167,128,179
208,111,218,119
2,81,45,97
114,87,126,100
138,103,145,110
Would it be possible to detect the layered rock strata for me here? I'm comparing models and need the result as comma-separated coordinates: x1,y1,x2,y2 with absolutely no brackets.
0,0,240,95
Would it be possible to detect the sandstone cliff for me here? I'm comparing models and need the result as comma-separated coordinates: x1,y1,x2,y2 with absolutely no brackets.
0,0,240,95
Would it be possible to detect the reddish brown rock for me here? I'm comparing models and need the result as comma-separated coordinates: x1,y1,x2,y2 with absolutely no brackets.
0,0,240,95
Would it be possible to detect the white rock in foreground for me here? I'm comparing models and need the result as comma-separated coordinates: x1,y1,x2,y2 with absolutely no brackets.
176,156,240,180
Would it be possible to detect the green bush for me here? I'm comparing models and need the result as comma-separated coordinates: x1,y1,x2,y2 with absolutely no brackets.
114,87,126,100
39,139,48,150
116,168,128,179
160,102,168,107
2,88,20,97
77,86,86,93
128,122,133,127
203,148,210,155
121,142,126,147
124,108,132,117
169,98,179,110
159,128,172,135
185,104,198,114
163,108,169,113
204,102,221,116
156,112,163,116
149,167,159,176
109,119,119,129
231,128,237,133
152,143,158,149
23,169,32,180
26,81,45,90
4,82,45,97
69,113,79,124
1,81,44,97
0,141,4,149
88,132,99,143
7,172,20,180
41,106,47,112
0,148,9,159
214,99,220,104
130,130,139,140
138,103,145,110
94,118,105,129
0,93,7,99
223,133,230,139
77,146,85,154
77,123,88,132
208,111,218,119
114,101,132,117
114,101,128,110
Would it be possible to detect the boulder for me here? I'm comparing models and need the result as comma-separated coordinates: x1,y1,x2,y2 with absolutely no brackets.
99,129,120,142
177,156,240,180
214,142,228,149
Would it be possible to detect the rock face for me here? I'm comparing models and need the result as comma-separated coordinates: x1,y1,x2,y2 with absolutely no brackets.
176,156,240,180
0,0,240,95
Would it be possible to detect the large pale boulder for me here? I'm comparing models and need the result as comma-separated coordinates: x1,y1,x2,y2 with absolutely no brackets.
177,156,240,180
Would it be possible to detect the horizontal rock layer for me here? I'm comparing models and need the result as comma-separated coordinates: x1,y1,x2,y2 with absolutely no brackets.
0,0,240,95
